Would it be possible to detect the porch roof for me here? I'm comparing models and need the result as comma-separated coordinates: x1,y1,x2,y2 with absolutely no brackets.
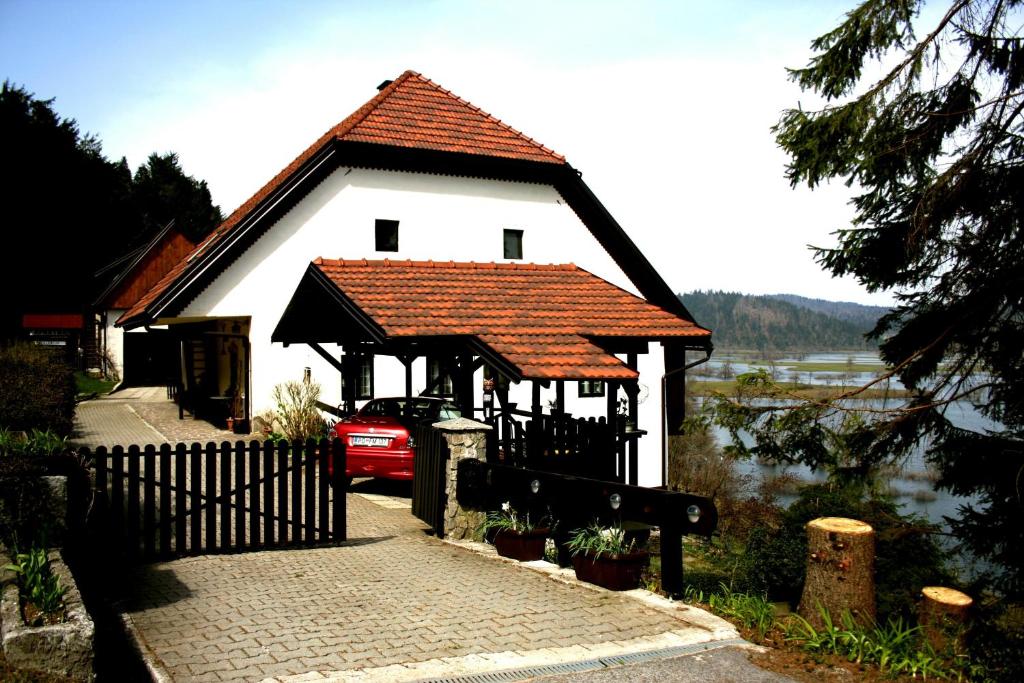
273,259,711,381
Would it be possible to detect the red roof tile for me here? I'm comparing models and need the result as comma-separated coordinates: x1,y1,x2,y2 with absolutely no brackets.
312,259,710,380
119,70,566,326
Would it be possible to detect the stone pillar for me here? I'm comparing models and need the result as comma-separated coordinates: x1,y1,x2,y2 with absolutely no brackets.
433,417,492,540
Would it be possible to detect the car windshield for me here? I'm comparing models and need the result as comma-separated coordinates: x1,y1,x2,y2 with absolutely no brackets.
361,398,461,421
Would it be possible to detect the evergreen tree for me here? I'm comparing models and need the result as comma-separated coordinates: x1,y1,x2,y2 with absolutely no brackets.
132,152,222,245
710,0,1023,596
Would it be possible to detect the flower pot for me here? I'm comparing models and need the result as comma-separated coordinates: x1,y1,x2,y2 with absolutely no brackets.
572,550,649,591
493,528,549,562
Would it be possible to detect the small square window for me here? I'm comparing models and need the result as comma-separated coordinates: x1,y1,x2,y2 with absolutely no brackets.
503,228,523,260
375,219,399,252
578,380,605,397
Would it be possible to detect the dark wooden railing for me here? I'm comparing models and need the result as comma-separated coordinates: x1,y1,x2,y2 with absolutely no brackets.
87,438,346,562
488,408,624,482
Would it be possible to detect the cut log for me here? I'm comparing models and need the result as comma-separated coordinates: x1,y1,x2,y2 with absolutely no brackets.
919,586,972,653
798,517,875,629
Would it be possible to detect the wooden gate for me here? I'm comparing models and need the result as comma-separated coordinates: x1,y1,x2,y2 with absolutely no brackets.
411,423,449,536
87,438,346,561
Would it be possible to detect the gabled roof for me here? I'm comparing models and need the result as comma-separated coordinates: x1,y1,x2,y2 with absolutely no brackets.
94,221,194,309
118,70,698,330
273,259,711,380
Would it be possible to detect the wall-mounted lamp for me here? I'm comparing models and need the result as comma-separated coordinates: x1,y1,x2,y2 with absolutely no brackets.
530,479,540,494
609,493,622,511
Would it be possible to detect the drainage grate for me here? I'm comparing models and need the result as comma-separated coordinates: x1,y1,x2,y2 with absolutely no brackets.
414,638,748,683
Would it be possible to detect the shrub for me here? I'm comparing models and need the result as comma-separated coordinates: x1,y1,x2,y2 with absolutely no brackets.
271,380,328,443
0,343,76,436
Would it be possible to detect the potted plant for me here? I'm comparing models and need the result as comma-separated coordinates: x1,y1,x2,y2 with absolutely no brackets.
566,522,649,590
479,502,550,562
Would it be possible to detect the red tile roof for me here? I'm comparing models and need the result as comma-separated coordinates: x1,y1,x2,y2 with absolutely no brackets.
312,259,710,380
119,70,566,327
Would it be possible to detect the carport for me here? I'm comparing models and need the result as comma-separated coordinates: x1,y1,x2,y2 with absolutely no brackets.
272,258,711,483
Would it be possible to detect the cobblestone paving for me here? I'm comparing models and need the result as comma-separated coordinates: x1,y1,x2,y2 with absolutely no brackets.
72,386,257,450
123,495,726,682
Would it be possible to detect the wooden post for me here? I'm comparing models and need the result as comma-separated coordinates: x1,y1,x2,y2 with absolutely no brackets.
798,517,876,628
919,586,972,653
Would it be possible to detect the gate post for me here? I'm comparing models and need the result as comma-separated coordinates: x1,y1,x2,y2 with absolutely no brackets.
434,418,491,540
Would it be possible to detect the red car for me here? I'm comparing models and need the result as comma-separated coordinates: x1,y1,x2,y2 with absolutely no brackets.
331,396,462,481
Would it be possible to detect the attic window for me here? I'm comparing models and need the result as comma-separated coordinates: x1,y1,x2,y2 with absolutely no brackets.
375,219,399,252
503,229,523,260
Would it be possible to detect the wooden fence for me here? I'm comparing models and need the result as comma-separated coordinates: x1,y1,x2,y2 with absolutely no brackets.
87,438,346,562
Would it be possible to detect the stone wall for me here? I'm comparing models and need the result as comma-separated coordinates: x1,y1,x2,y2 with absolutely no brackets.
0,548,94,682
433,418,491,540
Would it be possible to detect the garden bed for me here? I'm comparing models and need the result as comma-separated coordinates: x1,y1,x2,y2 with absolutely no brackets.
0,548,94,682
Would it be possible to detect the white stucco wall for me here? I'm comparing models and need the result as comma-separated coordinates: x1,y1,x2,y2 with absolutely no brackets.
178,167,668,485
103,309,126,381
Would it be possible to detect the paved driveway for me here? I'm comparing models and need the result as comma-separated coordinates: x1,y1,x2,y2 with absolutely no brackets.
75,392,744,682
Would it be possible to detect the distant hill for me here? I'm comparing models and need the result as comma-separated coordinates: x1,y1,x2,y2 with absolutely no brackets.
767,294,889,331
679,291,882,351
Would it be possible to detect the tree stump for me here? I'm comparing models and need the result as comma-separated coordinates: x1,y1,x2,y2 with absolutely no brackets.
919,586,972,653
798,517,875,629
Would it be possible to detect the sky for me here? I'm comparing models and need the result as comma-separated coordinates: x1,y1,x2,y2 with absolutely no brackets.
1,0,902,305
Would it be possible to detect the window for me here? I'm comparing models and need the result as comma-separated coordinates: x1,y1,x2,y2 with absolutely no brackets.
425,357,454,397
375,219,399,252
342,354,374,400
503,228,523,259
578,380,605,397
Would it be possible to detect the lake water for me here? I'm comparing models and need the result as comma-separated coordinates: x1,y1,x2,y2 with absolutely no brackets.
692,352,994,536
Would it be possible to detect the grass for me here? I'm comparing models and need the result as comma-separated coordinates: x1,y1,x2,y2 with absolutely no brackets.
74,372,115,396
681,585,983,681
690,379,912,400
759,361,887,373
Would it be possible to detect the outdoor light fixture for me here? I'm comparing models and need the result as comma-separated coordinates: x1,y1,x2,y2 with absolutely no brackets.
687,505,701,524
609,493,622,511
530,479,540,494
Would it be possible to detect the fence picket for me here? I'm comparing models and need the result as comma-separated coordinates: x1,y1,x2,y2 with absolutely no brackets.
190,443,202,553
235,441,246,549
205,442,217,551
291,442,302,542
143,445,156,560
159,444,172,558
263,441,275,547
249,441,261,548
304,441,315,545
220,444,231,550
127,445,140,558
175,443,187,555
318,440,329,542
277,445,288,545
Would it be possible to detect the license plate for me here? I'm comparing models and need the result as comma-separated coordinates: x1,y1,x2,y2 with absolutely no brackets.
350,435,391,447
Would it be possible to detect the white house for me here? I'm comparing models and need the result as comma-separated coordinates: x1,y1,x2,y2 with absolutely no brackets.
117,70,712,486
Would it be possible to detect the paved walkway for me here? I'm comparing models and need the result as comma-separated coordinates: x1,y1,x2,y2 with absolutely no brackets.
72,386,256,449
73,391,765,682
